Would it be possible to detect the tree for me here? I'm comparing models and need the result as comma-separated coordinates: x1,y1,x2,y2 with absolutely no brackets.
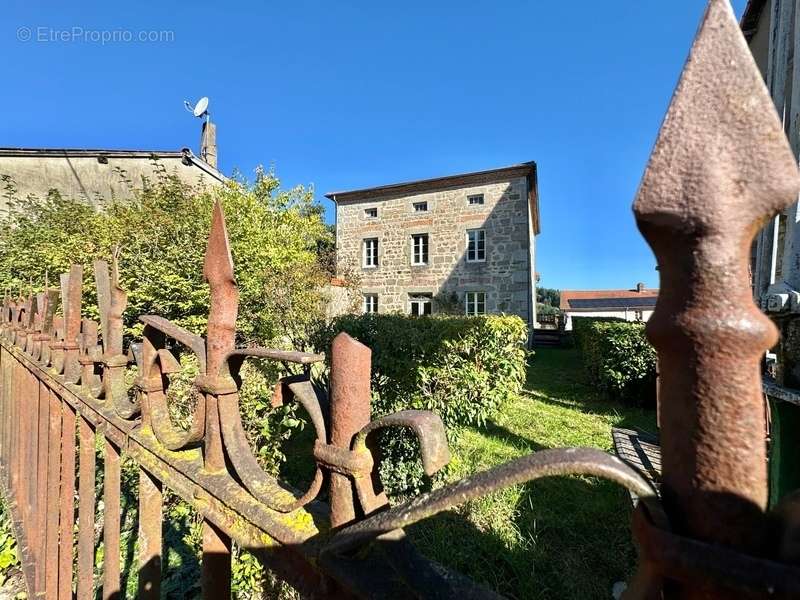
0,163,333,350
536,286,560,308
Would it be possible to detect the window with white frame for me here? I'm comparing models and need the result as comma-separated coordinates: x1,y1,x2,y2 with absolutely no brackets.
409,293,432,316
413,201,428,212
411,233,429,265
363,294,378,314
465,291,486,316
466,229,486,262
364,207,378,219
363,238,379,268
467,194,485,205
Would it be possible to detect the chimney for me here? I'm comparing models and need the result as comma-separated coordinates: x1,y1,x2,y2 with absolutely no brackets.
200,120,218,169
636,282,645,293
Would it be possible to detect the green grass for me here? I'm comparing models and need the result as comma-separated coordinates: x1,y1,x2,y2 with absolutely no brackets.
407,347,657,599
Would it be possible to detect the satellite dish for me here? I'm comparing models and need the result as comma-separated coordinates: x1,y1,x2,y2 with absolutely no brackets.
193,97,209,117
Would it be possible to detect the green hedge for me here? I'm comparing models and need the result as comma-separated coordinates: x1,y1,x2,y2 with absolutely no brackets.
572,317,656,406
314,314,529,493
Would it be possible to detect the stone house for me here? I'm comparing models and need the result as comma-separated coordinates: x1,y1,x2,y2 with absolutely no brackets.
326,162,540,330
0,147,224,213
559,283,658,330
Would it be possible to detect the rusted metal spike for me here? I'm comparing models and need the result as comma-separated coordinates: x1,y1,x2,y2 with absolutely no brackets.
203,200,239,376
42,290,58,339
95,260,111,351
201,200,237,593
108,253,126,356
34,292,45,332
66,265,83,335
59,273,69,330
634,0,800,568
62,265,83,382
94,256,126,357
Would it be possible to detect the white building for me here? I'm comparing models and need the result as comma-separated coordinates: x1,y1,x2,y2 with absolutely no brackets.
560,283,658,330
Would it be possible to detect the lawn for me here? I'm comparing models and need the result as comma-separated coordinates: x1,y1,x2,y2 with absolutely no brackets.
407,347,657,599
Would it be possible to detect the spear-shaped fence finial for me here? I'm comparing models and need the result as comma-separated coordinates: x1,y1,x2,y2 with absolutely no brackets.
634,0,800,561
203,200,238,376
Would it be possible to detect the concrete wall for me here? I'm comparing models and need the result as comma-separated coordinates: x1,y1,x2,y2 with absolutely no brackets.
564,309,654,331
335,175,536,327
0,154,222,213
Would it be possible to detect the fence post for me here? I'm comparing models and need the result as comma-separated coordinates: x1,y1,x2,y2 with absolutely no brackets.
329,332,372,528
633,0,800,595
201,200,236,598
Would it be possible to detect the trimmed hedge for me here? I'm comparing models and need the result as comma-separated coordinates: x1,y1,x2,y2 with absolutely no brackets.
572,317,656,406
313,314,529,493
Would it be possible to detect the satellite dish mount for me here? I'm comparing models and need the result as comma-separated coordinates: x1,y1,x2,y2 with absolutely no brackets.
183,96,217,168
184,96,210,123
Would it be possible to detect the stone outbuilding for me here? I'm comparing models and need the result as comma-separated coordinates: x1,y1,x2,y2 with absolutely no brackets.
0,147,225,213
326,162,540,331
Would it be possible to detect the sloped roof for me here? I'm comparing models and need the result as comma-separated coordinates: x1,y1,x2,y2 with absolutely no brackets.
560,287,659,311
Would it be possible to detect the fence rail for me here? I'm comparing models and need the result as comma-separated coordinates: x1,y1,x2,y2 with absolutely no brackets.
3,1,800,598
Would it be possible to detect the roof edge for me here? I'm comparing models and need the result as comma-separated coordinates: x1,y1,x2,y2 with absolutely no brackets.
0,146,227,184
0,147,186,158
325,162,537,202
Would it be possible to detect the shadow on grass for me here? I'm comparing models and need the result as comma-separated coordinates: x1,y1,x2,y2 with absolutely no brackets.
408,475,638,600
524,347,658,435
406,347,654,599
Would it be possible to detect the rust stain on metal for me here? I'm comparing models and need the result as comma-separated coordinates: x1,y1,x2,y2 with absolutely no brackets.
77,415,96,600
201,201,236,596
329,333,372,528
62,265,83,383
34,381,49,594
58,402,76,600
204,200,238,379
45,392,62,600
138,467,162,599
632,0,800,596
102,438,121,600
634,0,799,553
137,317,205,449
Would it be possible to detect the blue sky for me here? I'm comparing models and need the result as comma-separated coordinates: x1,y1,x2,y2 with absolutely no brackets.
2,1,749,290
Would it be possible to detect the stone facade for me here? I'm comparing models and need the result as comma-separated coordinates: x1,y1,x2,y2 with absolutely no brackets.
327,164,539,329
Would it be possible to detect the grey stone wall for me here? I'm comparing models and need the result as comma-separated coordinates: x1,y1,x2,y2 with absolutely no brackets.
335,175,536,327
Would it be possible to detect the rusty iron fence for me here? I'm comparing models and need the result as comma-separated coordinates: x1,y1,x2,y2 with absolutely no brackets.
3,1,800,598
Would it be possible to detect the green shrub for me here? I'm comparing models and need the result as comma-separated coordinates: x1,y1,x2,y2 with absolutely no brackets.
0,166,326,596
314,314,529,494
0,165,332,349
0,498,21,592
572,317,656,406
